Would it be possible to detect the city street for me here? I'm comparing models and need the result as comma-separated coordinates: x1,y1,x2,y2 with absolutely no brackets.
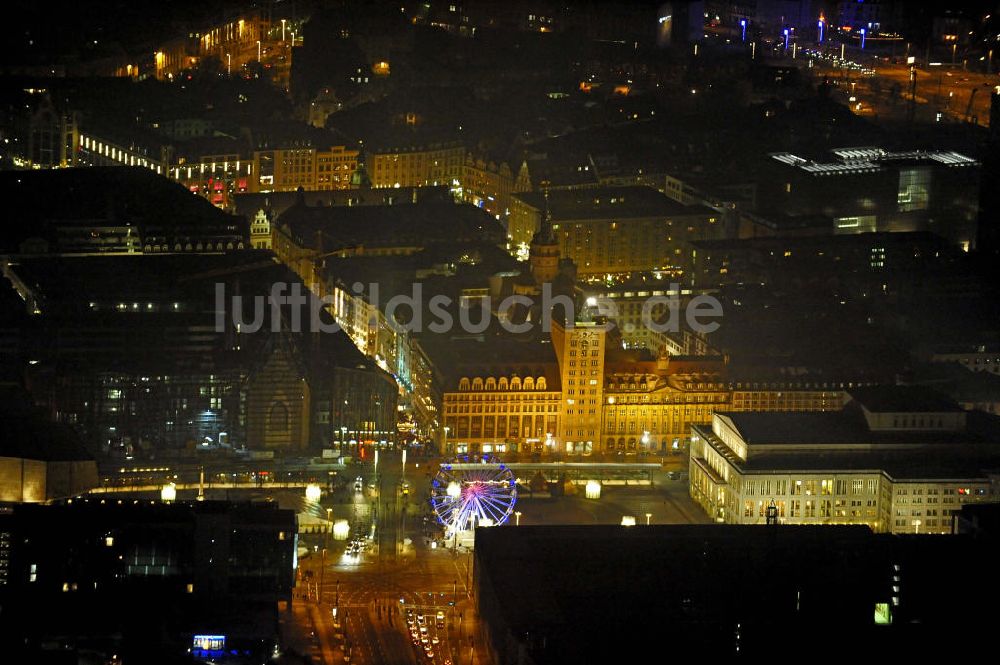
794,48,998,128
280,453,706,664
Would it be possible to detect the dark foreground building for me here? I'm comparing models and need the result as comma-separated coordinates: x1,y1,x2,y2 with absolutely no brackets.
1,252,398,457
0,500,296,664
473,524,1000,662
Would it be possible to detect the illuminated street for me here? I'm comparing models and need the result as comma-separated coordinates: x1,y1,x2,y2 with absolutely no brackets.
278,453,703,664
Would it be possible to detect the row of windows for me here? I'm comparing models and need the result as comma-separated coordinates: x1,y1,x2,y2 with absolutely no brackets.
445,404,558,414
457,376,547,391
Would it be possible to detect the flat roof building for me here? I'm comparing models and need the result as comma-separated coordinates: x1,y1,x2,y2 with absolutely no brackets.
689,386,1000,533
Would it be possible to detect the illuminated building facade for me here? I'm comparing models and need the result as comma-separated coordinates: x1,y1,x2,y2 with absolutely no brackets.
443,366,562,456
509,186,720,277
441,324,843,456
76,131,361,207
689,388,1000,533
254,145,359,193
368,142,465,189
460,154,527,221
552,320,608,454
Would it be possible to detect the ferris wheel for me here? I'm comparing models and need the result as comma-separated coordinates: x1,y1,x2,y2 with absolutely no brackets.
430,455,518,533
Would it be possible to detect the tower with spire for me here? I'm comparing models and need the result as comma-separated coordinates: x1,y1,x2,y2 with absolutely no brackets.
350,154,372,189
529,181,561,284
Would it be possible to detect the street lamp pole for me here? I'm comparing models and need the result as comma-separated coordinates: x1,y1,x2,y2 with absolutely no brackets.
226,53,231,76
318,548,327,604
645,512,652,525
282,18,287,42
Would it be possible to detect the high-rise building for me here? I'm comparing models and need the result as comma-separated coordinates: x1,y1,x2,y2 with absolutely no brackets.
552,320,609,454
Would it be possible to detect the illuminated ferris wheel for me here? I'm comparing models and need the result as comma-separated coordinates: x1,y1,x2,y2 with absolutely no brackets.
430,455,517,533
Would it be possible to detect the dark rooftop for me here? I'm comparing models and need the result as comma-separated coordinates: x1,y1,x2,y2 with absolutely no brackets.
719,410,870,445
0,399,93,462
474,524,895,660
277,199,504,250
512,185,714,220
848,385,963,413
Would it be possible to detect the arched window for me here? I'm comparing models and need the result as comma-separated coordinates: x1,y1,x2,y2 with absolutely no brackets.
536,377,546,391
268,401,290,432
511,377,522,391
523,377,535,391
498,377,509,391
472,377,483,391
485,377,496,391
459,377,470,391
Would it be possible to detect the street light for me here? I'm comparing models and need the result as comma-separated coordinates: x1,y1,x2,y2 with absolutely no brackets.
443,426,450,453
645,512,652,525
257,40,261,62
514,511,522,526
281,18,287,42
319,547,327,604
740,18,747,43
226,53,231,76
860,28,866,50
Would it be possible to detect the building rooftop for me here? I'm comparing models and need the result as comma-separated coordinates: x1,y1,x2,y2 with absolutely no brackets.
718,410,870,446
277,198,504,250
512,186,714,221
0,167,246,254
848,385,963,413
473,523,1000,659
0,400,93,462
770,147,978,177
